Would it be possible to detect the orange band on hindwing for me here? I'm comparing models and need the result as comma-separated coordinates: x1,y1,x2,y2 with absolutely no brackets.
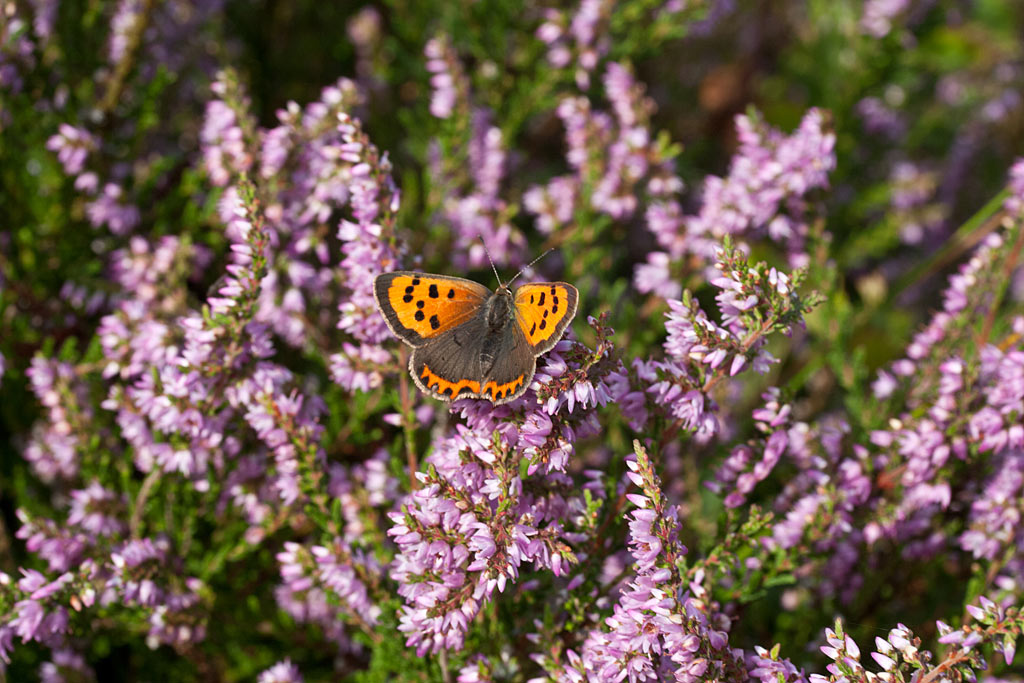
482,375,526,402
419,364,481,399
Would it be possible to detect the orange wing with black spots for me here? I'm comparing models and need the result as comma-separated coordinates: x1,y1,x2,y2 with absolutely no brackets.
513,282,579,354
374,272,490,347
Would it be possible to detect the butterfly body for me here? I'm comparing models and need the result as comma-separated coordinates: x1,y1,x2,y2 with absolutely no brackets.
374,272,578,404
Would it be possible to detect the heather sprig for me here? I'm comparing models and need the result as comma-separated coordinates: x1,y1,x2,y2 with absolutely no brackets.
810,600,1022,682
635,239,817,444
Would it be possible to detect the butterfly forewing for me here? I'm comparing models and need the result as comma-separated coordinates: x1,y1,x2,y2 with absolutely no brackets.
374,271,490,347
513,282,579,354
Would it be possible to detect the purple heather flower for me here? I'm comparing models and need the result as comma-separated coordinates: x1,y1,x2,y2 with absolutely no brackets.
861,0,910,38
457,655,493,682
25,357,88,482
387,349,609,655
856,96,907,139
201,98,250,186
425,37,463,119
1006,157,1024,216
145,578,208,649
747,646,807,683
258,659,304,683
277,539,380,642
634,251,681,298
107,0,143,62
45,123,95,176
111,538,168,606
39,648,94,683
439,110,527,271
330,342,392,393
16,511,88,573
646,199,687,259
86,182,140,235
685,108,835,267
523,175,578,234
709,391,791,508
549,0,612,88
874,230,1004,405
67,482,128,537
8,595,69,647
569,446,748,681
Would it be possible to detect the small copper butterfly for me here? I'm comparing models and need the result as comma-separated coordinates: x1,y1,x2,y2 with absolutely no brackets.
373,260,578,404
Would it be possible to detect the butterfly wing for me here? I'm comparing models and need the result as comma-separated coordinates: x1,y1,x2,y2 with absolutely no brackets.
513,282,579,355
410,291,536,404
409,311,491,401
374,271,491,347
478,321,536,404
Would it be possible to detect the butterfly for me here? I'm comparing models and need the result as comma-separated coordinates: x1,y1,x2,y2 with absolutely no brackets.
373,267,578,405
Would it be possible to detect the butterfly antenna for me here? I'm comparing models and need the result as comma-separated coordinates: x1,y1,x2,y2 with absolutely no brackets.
479,236,503,287
507,248,554,288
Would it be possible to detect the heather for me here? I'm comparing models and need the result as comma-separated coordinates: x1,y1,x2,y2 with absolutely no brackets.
2,0,1024,681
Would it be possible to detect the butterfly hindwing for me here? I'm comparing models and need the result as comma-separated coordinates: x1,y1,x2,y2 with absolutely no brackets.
374,271,490,347
409,311,491,401
479,320,535,404
513,282,579,355
409,296,536,404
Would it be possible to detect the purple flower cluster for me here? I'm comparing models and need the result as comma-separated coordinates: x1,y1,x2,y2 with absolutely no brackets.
707,388,792,508
887,161,947,245
630,243,813,444
538,0,612,89
276,540,380,650
860,0,911,38
685,108,835,268
636,108,834,299
527,62,681,247
24,357,90,482
714,162,1024,614
810,596,1020,682
1007,158,1024,217
562,442,745,682
424,36,467,120
386,324,618,655
258,658,304,683
424,37,527,270
2,108,406,661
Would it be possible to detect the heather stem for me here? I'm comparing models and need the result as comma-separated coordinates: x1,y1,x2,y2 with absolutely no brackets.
98,0,156,116
129,468,161,539
979,221,1024,346
398,346,419,490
